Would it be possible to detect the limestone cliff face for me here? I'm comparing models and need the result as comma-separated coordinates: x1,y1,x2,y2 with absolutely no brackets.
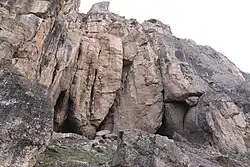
1,0,250,155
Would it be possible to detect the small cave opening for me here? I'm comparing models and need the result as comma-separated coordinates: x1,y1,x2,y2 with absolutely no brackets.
54,90,67,122
121,59,133,91
156,109,172,138
156,101,190,139
53,91,65,132
58,98,80,134
58,116,79,134
53,91,80,134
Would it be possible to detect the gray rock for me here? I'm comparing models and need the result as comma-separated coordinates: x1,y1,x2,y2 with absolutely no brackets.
185,92,248,153
0,59,53,167
96,130,111,137
1,1,250,166
88,1,110,14
104,133,118,141
112,129,250,167
111,129,191,167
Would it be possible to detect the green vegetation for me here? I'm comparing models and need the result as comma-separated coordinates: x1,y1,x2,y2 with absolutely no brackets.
16,138,34,153
35,148,59,167
35,145,113,167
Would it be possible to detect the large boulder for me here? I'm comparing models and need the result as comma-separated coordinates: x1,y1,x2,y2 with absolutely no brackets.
112,129,190,167
0,60,53,167
112,129,250,167
184,92,249,153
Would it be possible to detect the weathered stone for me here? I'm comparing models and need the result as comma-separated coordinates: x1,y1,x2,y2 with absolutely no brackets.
88,1,110,14
161,102,189,137
112,129,190,167
185,96,199,106
104,133,118,141
108,23,164,134
112,129,250,167
96,130,111,137
185,92,248,153
0,59,53,167
1,2,250,166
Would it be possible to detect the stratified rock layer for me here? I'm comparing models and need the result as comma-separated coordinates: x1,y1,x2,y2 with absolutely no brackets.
1,1,250,166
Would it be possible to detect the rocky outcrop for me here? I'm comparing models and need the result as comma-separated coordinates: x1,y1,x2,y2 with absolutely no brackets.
0,60,53,167
1,0,250,166
112,129,250,167
112,129,190,167
36,129,250,167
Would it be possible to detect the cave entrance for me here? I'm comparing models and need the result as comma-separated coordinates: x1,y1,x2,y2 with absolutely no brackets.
58,116,79,134
156,101,190,139
53,90,80,134
156,110,172,138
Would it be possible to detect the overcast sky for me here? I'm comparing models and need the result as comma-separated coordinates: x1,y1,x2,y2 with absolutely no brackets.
79,0,250,72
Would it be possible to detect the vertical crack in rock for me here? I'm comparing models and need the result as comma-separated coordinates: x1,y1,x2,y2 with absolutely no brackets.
51,62,59,84
76,41,82,62
88,49,101,126
53,41,83,134
121,59,133,91
155,47,170,137
89,69,98,119
155,90,168,137
71,41,82,85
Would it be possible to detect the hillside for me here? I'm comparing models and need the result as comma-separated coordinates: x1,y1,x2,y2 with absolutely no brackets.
0,1,250,166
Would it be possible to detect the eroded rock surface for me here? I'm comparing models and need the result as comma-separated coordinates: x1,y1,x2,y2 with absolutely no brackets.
0,60,53,167
112,129,250,167
1,0,250,166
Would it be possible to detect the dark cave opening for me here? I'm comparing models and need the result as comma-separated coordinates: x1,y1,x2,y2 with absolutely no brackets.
58,97,79,134
156,99,214,145
156,109,172,138
53,90,67,131
54,90,66,114
156,89,173,138
59,116,79,134
156,101,190,139
53,91,80,134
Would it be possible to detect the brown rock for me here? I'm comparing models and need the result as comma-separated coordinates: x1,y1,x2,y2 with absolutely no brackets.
1,1,250,158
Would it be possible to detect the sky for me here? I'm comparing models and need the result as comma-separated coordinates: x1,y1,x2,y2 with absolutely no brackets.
79,0,250,72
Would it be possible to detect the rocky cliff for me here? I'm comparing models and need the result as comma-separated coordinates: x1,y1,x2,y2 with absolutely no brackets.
1,0,250,166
